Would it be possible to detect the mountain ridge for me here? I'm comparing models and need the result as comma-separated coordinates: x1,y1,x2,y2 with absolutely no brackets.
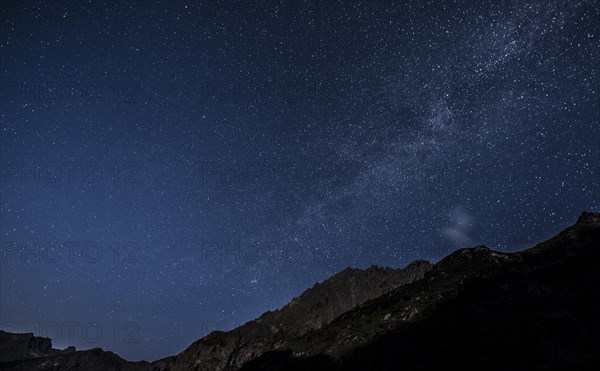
164,259,432,371
1,211,598,370
241,211,600,370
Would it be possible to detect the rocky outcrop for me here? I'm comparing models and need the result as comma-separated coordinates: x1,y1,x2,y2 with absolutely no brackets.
0,331,54,363
164,260,432,371
241,212,600,370
0,331,152,370
0,347,151,371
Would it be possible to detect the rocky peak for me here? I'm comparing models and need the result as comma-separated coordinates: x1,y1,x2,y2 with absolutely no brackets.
576,211,600,226
165,260,432,371
0,331,53,363
270,260,433,334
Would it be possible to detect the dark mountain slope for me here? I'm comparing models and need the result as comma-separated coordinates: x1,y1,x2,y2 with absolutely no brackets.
0,331,78,364
0,331,151,371
241,212,600,371
164,260,432,371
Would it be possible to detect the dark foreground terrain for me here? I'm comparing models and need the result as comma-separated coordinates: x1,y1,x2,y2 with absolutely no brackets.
2,212,599,370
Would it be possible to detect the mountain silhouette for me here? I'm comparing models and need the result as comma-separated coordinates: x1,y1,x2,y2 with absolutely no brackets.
1,212,598,370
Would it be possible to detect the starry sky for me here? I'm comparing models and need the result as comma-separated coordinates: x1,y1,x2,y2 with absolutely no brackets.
1,0,599,362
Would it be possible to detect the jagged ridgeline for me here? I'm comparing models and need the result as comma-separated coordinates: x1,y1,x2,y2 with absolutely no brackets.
1,212,599,371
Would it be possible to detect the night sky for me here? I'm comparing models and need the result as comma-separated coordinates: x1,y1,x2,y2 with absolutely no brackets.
1,0,599,362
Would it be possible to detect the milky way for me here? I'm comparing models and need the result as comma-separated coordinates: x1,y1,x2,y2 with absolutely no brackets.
1,0,598,361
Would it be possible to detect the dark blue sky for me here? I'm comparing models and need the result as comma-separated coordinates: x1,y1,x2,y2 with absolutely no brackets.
1,0,599,361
